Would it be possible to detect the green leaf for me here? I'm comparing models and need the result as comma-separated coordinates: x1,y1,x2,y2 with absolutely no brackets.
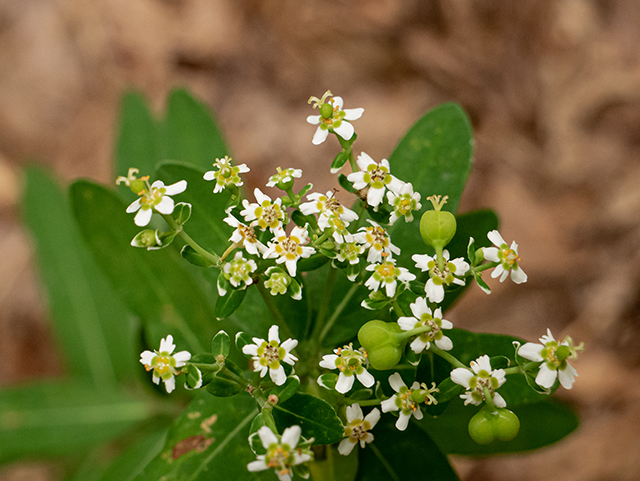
115,91,161,183
272,393,343,445
388,104,473,267
162,89,229,171
268,376,300,404
205,360,246,397
22,167,136,386
212,330,231,358
310,445,358,481
357,418,459,481
133,391,269,481
69,180,215,352
416,398,578,455
216,288,247,320
0,382,151,463
181,245,216,267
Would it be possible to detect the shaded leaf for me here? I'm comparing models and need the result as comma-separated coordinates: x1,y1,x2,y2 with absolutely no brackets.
272,393,343,445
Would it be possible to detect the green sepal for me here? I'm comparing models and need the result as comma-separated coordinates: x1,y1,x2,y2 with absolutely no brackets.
405,347,422,367
185,365,203,390
338,174,357,193
408,280,426,296
374,381,385,400
317,373,338,390
215,284,246,320
287,278,303,301
225,193,241,212
293,463,311,480
235,331,253,355
205,360,245,397
467,237,476,264
361,298,389,311
180,245,215,267
211,330,230,358
474,273,491,295
173,202,192,225
268,375,300,404
298,183,313,198
330,151,349,173
348,388,373,401
345,262,361,282
248,423,267,455
318,247,337,259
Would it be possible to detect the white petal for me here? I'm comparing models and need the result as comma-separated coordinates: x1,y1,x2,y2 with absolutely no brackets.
243,344,259,356
386,176,404,195
473,355,493,374
410,337,428,354
388,372,406,392
284,259,298,277
257,426,278,448
440,319,453,330
336,372,355,393
493,392,507,408
163,376,176,393
535,364,558,388
334,121,355,141
409,297,430,319
134,208,153,227
155,196,175,215
268,325,280,344
380,396,398,412
491,265,505,279
450,368,473,388
281,425,301,448
384,280,397,298
356,152,375,171
343,107,364,121
319,354,339,369
346,404,363,423
518,343,544,362
306,115,321,125
173,350,191,366
364,407,381,428
482,247,499,262
281,338,298,352
164,180,187,195
247,459,269,472
126,198,142,213
312,127,329,145
270,366,287,386
395,412,410,431
356,368,375,388
139,350,155,365
366,186,385,207
338,438,357,456
412,407,423,421
510,267,528,284
160,335,176,353
558,363,577,389
435,336,453,351
425,280,444,304
487,230,506,247
397,317,417,331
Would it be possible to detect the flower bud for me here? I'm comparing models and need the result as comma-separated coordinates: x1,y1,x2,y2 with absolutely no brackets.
420,195,456,250
357,320,404,371
468,406,520,444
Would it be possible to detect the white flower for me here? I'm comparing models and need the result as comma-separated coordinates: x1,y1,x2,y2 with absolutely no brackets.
300,192,358,226
482,230,527,284
335,241,364,266
450,355,507,408
353,221,400,264
380,373,424,431
125,180,187,227
240,188,285,232
518,329,582,389
263,226,315,277
387,182,422,225
139,335,191,393
242,325,298,386
266,167,303,188
264,266,303,301
347,153,404,208
247,426,311,481
222,252,257,290
203,156,249,193
412,250,469,303
307,91,364,145
223,213,267,256
364,258,416,298
338,404,380,456
397,297,453,353
318,343,375,394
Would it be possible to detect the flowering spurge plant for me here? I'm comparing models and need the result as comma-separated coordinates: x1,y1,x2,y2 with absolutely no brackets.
19,89,584,481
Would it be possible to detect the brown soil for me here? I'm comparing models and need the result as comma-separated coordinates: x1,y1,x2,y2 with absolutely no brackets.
1,1,640,480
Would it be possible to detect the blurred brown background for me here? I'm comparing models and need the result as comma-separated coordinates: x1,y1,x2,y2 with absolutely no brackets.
1,0,640,480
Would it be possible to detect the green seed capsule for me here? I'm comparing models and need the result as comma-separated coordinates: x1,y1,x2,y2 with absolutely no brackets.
357,320,404,371
468,406,520,444
320,103,334,119
420,195,456,250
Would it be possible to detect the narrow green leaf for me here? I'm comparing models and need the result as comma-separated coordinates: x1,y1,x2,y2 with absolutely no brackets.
162,89,229,171
0,382,151,463
211,331,231,358
22,167,135,386
133,392,270,481
272,393,343,445
69,180,215,352
215,288,247,320
357,418,459,481
416,398,578,455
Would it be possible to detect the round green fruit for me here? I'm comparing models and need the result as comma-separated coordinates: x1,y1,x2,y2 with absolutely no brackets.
357,320,404,371
420,209,457,250
468,406,520,445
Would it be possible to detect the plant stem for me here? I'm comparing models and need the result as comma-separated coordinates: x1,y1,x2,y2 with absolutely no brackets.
429,345,467,369
345,398,381,407
162,214,220,265
473,262,499,274
503,361,540,376
391,300,405,317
